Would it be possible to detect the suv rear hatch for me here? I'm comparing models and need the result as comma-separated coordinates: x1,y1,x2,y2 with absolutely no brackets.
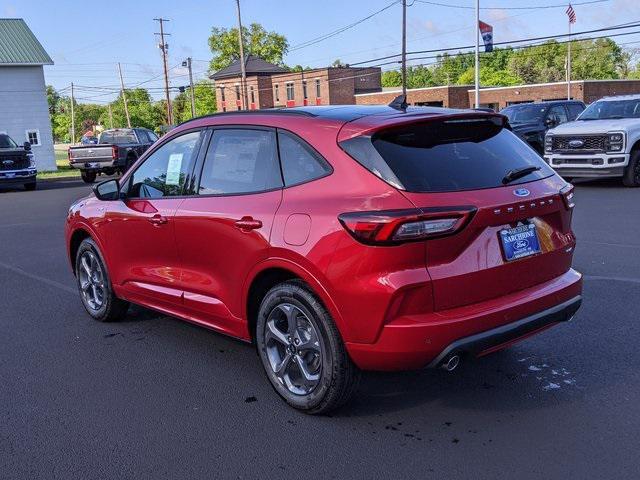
339,113,576,311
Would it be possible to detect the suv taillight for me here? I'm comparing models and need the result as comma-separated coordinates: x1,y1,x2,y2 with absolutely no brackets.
560,184,575,209
338,207,475,245
111,145,118,160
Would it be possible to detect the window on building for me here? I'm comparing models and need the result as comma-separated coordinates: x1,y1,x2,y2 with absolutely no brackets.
235,85,241,100
278,130,331,186
250,86,255,104
25,129,41,146
199,129,282,195
303,81,308,100
286,82,295,101
220,86,226,102
315,79,321,98
274,84,280,103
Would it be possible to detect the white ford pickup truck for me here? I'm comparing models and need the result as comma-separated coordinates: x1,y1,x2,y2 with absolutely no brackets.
544,94,640,187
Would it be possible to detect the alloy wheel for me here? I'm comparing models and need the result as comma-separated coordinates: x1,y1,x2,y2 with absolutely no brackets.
78,250,105,311
264,303,322,396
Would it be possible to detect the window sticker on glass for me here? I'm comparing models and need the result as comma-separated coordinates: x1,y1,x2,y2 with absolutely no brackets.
166,153,183,186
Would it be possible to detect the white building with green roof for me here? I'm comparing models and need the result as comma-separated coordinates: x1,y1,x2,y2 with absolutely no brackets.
0,18,55,170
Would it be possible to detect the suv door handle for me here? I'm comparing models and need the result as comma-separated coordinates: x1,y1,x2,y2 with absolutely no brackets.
234,216,262,231
148,214,168,226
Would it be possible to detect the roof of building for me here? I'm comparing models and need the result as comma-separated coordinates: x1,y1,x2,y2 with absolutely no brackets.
0,19,53,66
210,55,288,80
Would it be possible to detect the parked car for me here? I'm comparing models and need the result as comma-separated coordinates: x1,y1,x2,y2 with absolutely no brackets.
80,135,98,145
501,101,585,154
0,133,37,191
545,94,640,186
65,105,582,414
68,128,158,183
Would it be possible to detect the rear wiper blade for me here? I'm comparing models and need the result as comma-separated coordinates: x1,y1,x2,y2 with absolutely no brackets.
502,166,540,184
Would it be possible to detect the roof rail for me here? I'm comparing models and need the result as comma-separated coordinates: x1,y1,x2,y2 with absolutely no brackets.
177,108,316,127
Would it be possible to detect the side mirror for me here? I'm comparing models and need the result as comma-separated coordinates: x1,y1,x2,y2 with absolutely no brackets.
23,141,31,151
93,179,121,201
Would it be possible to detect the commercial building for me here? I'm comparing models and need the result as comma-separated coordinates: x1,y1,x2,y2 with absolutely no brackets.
0,18,55,170
355,79,640,110
210,56,381,111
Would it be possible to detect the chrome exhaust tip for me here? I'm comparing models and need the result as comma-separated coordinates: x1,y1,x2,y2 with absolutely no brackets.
441,354,460,372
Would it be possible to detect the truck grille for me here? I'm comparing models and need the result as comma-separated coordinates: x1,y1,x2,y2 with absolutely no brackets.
0,155,29,171
551,135,607,153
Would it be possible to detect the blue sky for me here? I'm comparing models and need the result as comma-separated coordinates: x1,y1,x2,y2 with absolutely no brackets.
2,0,638,103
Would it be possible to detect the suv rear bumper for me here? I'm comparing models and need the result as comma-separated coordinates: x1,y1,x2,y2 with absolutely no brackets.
544,153,629,178
345,268,583,371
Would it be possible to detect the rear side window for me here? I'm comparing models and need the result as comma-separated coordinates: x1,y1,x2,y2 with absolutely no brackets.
340,117,554,193
277,130,331,186
198,129,282,195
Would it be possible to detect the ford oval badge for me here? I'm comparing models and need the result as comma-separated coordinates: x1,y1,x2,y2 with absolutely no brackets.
514,188,530,197
568,139,584,149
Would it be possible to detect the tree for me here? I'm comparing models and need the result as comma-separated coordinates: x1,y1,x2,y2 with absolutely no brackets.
172,81,217,124
407,65,434,88
100,88,164,130
382,70,402,87
208,23,288,72
331,59,347,67
457,66,522,87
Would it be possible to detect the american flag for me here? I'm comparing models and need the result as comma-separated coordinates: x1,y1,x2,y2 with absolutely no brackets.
566,4,576,24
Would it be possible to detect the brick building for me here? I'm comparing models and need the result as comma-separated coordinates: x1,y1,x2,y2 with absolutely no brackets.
355,80,640,110
210,56,381,111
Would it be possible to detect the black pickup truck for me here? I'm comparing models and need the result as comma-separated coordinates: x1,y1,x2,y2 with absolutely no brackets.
500,100,586,155
0,133,37,191
68,128,158,183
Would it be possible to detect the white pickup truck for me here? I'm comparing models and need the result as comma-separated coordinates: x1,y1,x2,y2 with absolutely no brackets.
544,94,640,187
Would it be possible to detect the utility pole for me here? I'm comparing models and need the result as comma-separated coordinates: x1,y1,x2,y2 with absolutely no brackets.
235,0,249,110
474,0,480,108
70,82,76,144
401,0,407,98
117,62,131,128
183,57,196,117
155,18,173,124
108,103,114,129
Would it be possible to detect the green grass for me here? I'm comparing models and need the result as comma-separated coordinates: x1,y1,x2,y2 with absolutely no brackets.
37,148,80,180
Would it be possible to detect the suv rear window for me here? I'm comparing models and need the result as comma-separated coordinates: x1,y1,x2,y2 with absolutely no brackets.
340,117,554,193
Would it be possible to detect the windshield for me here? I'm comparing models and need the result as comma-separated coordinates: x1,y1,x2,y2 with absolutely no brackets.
100,130,137,144
0,134,18,149
500,104,546,124
579,99,640,120
340,117,554,193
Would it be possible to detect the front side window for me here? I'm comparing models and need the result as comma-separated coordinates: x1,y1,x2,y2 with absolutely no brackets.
128,130,201,198
286,83,294,101
278,130,331,186
547,105,568,124
198,129,282,195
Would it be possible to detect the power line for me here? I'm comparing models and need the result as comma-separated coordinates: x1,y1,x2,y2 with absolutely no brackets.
413,0,609,10
350,20,640,65
289,1,400,51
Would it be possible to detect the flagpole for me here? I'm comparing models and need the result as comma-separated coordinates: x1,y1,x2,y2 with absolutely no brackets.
475,0,480,108
567,19,572,100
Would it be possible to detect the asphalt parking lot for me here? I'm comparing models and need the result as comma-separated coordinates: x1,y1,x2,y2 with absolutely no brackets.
1,178,639,480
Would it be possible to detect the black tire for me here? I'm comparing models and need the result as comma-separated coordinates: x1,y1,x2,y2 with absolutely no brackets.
622,150,640,187
75,238,129,322
256,280,360,415
81,171,97,184
24,182,36,191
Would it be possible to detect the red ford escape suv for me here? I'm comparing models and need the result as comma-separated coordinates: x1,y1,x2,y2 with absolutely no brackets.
65,104,582,414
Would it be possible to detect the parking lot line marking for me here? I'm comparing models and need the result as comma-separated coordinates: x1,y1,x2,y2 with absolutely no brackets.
584,275,640,285
0,260,77,295
580,240,640,249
